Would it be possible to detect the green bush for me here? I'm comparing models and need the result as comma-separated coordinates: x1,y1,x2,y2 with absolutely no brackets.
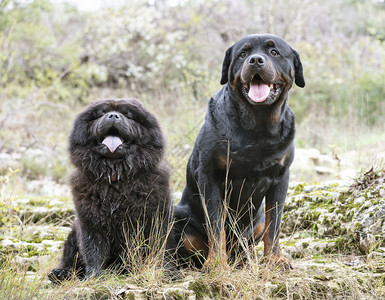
0,0,385,185
0,168,19,226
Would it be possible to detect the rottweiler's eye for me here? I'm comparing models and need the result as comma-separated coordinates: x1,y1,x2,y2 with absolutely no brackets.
239,52,247,58
270,49,279,56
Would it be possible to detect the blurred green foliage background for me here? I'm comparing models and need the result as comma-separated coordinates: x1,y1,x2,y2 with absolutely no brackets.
0,0,384,189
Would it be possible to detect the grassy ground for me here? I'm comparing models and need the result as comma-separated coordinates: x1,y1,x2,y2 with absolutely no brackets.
1,171,384,299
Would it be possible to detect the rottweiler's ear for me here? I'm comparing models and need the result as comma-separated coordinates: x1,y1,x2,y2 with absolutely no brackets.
292,49,305,88
220,46,233,85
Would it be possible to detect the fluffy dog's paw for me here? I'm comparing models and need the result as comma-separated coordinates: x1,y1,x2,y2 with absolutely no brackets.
48,268,72,284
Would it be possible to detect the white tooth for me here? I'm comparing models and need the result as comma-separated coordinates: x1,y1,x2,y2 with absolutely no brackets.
269,84,273,89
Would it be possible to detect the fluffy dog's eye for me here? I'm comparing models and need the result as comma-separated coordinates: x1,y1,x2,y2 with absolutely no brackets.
239,52,247,58
270,49,279,56
98,112,107,119
93,112,104,119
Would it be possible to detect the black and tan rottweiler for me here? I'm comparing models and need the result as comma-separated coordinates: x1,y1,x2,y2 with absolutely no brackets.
173,34,305,270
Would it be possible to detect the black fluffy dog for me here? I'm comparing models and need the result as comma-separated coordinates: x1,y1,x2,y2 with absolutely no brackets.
48,98,175,282
174,34,305,269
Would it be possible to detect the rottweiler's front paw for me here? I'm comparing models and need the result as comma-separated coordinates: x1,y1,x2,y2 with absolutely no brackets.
266,255,293,271
202,255,230,273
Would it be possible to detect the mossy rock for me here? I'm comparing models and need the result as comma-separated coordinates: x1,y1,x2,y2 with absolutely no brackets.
283,178,385,238
188,279,218,299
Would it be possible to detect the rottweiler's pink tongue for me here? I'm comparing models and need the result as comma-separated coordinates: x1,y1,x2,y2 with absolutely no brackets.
248,81,270,102
102,136,123,153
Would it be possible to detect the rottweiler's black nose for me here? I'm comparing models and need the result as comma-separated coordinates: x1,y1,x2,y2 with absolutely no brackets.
248,55,265,67
107,112,120,120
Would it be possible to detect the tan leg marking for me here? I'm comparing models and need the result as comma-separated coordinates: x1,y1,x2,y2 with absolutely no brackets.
253,222,265,239
203,229,229,271
183,234,208,256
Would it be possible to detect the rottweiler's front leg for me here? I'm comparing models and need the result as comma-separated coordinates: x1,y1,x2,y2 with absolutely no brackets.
197,170,229,270
263,169,292,270
204,220,228,271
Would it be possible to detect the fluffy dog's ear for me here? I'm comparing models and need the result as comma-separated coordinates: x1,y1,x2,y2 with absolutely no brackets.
220,46,233,85
292,48,305,88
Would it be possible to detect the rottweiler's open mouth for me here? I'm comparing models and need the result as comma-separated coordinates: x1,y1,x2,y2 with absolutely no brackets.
101,127,124,153
241,75,282,103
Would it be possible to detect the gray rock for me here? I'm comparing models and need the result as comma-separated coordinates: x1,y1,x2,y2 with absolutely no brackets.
162,287,196,300
283,177,385,256
353,199,385,236
2,238,16,248
41,240,63,252
26,179,70,197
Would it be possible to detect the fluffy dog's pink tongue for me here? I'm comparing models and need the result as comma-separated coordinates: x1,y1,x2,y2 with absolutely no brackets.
248,80,270,102
102,136,123,153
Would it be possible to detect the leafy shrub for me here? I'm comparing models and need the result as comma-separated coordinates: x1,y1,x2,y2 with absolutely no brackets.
0,168,19,226
0,0,385,185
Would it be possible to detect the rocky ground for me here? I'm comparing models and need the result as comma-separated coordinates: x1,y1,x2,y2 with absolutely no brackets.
0,162,384,298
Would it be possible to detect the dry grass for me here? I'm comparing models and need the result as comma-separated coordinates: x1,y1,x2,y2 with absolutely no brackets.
1,172,385,299
1,225,384,299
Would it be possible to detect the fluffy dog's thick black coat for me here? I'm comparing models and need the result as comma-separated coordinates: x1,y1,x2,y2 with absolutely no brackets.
48,98,175,282
173,34,305,269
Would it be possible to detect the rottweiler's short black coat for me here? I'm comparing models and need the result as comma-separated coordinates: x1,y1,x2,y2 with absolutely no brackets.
173,34,305,269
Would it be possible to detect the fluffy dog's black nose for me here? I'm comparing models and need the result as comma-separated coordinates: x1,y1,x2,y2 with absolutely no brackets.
107,112,120,120
248,55,265,67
